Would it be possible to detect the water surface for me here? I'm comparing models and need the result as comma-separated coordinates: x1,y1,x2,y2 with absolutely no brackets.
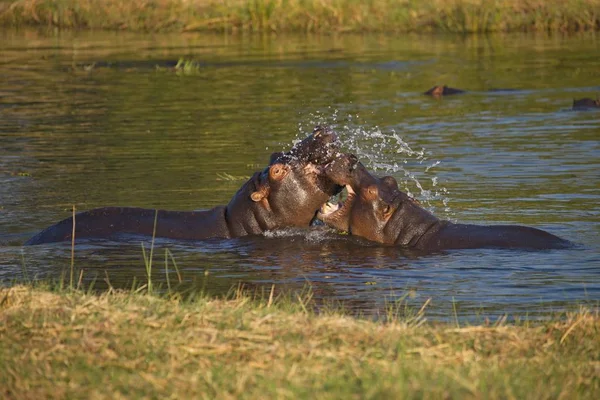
1,30,599,320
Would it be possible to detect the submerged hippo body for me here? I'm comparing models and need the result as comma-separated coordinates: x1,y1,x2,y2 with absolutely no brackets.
319,155,572,251
424,85,519,97
572,97,600,110
25,126,342,245
24,207,228,244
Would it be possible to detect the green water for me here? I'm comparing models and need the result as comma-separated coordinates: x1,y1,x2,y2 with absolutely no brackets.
1,30,598,319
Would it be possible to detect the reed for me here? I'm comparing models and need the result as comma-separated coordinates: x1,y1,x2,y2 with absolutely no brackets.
69,204,75,290
140,209,159,294
1,0,599,33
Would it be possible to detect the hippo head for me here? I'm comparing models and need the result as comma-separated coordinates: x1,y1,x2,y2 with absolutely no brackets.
226,126,343,234
572,97,600,110
318,153,438,246
282,125,341,166
424,85,466,97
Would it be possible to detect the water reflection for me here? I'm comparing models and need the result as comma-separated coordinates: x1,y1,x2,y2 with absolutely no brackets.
12,229,596,321
1,30,599,320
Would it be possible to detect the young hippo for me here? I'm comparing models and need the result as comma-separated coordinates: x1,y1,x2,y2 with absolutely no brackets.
318,154,572,251
24,126,342,245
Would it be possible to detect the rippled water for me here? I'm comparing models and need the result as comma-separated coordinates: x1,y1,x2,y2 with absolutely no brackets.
1,30,599,320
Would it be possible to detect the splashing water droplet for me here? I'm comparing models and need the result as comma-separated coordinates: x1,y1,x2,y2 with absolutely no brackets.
292,111,453,217
426,160,441,172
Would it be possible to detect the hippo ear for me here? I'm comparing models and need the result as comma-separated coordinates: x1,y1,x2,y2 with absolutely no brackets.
364,184,379,201
251,185,270,202
268,163,290,182
251,191,264,202
381,176,398,189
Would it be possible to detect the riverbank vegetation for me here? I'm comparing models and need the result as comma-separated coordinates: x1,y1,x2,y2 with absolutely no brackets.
1,284,598,398
1,0,599,33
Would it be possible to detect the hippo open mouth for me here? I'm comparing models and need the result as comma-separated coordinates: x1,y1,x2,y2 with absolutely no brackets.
318,185,356,232
316,152,362,230
304,163,343,199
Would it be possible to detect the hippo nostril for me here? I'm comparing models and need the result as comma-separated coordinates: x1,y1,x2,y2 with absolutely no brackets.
313,125,338,142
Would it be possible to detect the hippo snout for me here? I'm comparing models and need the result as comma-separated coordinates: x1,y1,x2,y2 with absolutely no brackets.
312,125,337,143
323,153,360,186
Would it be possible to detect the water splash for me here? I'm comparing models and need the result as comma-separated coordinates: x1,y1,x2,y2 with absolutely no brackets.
295,109,453,216
262,227,341,243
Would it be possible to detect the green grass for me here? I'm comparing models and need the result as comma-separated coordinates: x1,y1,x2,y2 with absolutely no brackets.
1,0,599,33
1,283,599,399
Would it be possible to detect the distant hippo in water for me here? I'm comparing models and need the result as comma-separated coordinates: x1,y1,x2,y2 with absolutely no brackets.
572,97,599,110
424,85,520,97
25,126,342,245
319,154,572,251
424,85,467,97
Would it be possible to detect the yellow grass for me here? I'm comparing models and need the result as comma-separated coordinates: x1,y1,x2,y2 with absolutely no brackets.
1,284,599,398
0,0,599,33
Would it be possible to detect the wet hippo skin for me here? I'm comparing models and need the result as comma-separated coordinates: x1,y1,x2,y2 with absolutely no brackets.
319,154,573,251
25,126,342,245
572,97,600,110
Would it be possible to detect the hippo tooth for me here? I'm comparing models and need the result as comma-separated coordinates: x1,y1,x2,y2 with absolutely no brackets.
320,202,340,215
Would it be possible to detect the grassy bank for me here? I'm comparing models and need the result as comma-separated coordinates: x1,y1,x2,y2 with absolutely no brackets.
0,0,599,33
1,285,598,399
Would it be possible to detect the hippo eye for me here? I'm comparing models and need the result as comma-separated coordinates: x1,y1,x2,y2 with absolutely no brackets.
382,204,391,214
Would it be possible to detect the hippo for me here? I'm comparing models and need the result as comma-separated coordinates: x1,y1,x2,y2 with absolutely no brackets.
572,97,599,110
318,154,572,251
424,86,520,97
424,85,466,97
24,126,342,245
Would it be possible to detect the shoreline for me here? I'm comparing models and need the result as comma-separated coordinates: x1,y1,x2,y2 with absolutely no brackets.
1,0,599,34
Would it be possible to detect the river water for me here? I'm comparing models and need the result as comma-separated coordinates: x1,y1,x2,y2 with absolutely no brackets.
1,30,599,320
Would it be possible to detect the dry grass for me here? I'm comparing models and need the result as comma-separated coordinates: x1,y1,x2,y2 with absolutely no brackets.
0,0,599,33
1,284,599,399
